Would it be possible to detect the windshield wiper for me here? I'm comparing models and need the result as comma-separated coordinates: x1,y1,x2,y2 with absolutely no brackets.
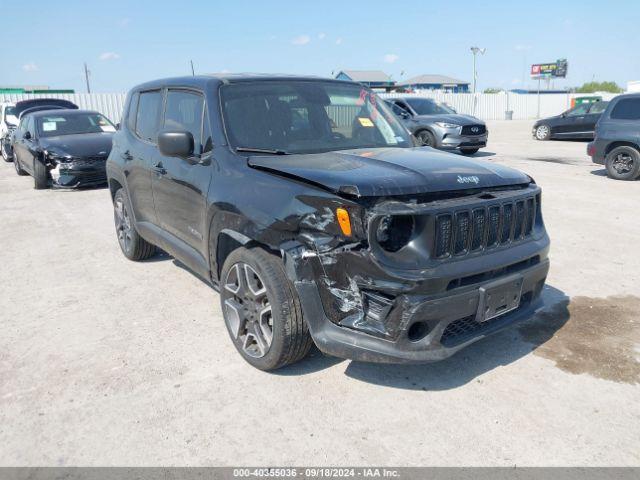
235,147,289,155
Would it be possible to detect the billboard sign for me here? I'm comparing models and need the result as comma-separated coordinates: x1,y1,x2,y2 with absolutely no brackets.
531,59,568,78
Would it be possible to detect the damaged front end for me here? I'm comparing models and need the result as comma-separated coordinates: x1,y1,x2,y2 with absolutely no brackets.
281,183,550,363
44,150,108,188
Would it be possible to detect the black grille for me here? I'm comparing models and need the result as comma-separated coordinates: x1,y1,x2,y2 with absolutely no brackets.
461,124,486,135
68,156,107,168
434,196,537,259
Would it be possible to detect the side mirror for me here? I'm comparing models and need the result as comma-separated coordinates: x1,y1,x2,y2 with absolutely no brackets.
158,130,194,158
400,110,411,119
115,123,121,130
23,131,32,140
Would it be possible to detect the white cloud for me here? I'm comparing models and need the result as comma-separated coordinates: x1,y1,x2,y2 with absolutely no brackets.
22,62,38,72
291,35,310,46
318,32,326,40
100,52,121,61
383,53,399,64
335,37,343,45
118,17,131,28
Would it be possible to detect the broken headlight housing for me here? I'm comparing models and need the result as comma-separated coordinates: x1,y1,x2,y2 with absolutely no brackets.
375,215,416,252
44,149,73,163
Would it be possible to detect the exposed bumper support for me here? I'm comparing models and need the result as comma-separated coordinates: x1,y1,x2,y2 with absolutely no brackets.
294,259,549,364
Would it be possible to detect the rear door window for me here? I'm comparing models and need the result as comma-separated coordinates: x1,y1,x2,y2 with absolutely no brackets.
135,90,163,143
163,90,205,154
610,98,640,120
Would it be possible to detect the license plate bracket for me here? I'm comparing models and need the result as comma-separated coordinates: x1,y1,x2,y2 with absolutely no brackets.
475,275,524,323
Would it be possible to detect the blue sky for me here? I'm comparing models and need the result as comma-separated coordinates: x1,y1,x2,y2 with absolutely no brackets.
3,0,639,93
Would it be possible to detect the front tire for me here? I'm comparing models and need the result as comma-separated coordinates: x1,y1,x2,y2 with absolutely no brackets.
220,247,312,371
1,140,12,162
415,130,436,147
14,155,27,176
33,160,48,190
460,148,479,155
534,124,551,141
113,189,156,260
605,146,640,181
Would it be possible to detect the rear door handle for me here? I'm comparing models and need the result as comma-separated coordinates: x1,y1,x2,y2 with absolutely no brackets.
122,150,133,161
152,161,166,175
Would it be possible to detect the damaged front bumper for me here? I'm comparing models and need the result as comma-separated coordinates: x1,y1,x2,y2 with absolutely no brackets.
49,163,107,188
283,185,550,363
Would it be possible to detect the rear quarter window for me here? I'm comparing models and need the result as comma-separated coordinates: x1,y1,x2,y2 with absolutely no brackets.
610,98,640,120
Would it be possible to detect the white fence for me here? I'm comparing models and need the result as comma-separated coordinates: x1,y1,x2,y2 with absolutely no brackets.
0,93,126,123
0,91,619,123
379,91,618,120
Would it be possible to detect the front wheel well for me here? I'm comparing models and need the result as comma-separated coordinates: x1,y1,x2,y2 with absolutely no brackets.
214,231,281,280
109,179,123,201
605,141,640,156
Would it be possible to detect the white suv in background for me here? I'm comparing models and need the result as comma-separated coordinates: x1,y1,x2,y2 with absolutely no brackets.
1,102,17,161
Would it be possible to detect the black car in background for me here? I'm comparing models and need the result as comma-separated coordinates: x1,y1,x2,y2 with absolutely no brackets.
13,109,116,189
532,101,608,141
588,93,640,180
1,98,78,162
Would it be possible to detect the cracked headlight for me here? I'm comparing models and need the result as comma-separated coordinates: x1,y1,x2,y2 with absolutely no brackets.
435,122,461,129
375,215,416,252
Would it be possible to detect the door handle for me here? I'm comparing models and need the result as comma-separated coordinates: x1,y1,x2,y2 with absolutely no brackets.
152,161,166,175
122,150,133,161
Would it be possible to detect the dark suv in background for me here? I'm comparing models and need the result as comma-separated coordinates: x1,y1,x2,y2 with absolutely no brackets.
588,93,640,180
107,75,549,370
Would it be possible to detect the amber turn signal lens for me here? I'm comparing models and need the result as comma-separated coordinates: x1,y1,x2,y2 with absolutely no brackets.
336,207,352,236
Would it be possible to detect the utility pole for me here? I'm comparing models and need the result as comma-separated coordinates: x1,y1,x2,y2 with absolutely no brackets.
84,62,91,93
470,46,486,93
190,60,195,76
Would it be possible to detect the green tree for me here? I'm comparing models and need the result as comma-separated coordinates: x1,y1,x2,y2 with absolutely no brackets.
576,81,623,93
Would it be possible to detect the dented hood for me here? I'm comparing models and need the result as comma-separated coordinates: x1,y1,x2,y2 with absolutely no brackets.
247,147,530,197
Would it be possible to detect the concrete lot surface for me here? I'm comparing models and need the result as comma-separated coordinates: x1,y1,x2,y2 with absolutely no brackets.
1,120,639,466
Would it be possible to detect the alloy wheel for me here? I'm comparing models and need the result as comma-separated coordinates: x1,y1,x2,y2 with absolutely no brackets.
612,153,634,174
114,198,133,252
417,131,433,146
535,125,550,140
222,262,273,358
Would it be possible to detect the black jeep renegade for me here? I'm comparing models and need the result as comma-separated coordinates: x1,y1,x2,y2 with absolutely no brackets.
107,74,550,370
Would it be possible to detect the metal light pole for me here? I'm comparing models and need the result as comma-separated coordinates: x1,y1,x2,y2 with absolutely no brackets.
83,62,91,94
470,46,486,93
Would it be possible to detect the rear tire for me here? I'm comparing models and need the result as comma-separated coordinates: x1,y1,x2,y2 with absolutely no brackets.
14,155,27,176
605,146,640,181
534,124,551,141
33,160,48,189
460,148,479,155
415,130,436,147
113,188,156,260
220,247,312,371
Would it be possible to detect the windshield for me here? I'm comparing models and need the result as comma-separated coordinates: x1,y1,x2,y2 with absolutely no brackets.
406,98,456,115
37,113,115,137
220,81,412,154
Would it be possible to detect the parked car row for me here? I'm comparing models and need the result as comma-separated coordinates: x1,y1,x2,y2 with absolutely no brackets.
2,98,116,189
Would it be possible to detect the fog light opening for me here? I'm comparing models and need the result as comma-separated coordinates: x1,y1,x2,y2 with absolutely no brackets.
407,321,429,342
